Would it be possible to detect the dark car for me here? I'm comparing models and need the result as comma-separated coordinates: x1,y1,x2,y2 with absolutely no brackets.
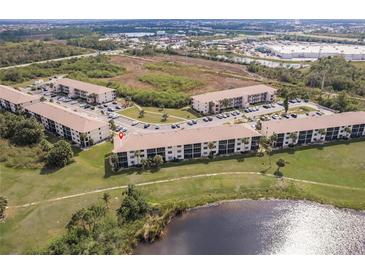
143,123,150,128
291,113,298,118
207,116,213,121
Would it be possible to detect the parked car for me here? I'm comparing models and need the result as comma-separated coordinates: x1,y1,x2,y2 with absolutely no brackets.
112,101,117,105
154,125,160,130
203,117,209,122
143,123,150,128
171,124,176,129
187,121,193,126
207,116,213,121
131,121,139,126
304,99,309,103
115,106,121,110
175,124,181,128
107,107,114,111
291,113,298,118
192,120,197,124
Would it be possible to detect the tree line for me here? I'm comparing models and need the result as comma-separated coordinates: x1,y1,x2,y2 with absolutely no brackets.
0,111,74,169
0,41,88,67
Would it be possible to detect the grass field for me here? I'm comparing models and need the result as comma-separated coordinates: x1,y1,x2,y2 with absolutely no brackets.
119,106,195,124
1,139,365,254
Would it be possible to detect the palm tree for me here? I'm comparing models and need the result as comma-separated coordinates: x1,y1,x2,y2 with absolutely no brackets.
134,150,141,165
141,158,149,169
344,126,352,138
258,136,273,168
289,132,298,145
318,129,326,142
208,142,215,158
102,193,111,209
241,137,250,145
283,96,289,114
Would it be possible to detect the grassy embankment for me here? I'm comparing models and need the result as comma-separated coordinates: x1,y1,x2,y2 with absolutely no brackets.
1,139,365,254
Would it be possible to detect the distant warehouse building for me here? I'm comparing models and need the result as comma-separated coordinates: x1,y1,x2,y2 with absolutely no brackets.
265,43,365,61
191,85,277,114
261,112,365,148
54,78,116,104
0,85,40,113
113,124,261,169
25,102,110,147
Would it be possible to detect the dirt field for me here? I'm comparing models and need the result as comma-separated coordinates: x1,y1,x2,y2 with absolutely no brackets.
109,54,260,95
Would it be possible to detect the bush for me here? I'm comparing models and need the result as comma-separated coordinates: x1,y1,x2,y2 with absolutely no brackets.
46,140,74,168
116,185,149,223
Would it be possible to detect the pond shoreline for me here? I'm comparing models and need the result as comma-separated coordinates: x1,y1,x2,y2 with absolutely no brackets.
133,197,365,254
134,198,365,255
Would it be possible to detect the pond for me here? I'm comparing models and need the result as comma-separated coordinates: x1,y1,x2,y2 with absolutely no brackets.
135,200,365,255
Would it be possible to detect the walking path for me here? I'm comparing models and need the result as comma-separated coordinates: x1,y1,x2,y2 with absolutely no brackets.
8,172,364,209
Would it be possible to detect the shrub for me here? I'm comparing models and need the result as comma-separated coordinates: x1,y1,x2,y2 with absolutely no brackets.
46,140,73,168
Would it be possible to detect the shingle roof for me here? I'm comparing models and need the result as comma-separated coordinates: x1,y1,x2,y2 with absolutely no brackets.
191,84,277,103
56,78,115,95
261,112,365,135
0,85,39,104
113,124,261,153
25,102,108,133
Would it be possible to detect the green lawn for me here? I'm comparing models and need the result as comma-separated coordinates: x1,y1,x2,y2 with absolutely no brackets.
1,139,365,254
119,106,185,124
142,106,201,119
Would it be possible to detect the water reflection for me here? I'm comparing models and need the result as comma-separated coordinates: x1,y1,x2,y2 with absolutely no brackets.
135,200,365,255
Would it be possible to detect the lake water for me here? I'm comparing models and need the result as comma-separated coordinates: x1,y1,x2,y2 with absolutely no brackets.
135,200,365,255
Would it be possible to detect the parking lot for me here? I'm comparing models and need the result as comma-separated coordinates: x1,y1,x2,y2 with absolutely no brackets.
28,81,336,135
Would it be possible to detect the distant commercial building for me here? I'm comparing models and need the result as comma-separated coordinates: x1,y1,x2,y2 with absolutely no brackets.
265,43,365,61
261,112,365,148
113,124,261,169
0,85,40,113
25,102,110,147
55,78,116,104
191,85,277,114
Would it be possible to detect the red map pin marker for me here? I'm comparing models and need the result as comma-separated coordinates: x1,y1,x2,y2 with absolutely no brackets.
118,132,125,140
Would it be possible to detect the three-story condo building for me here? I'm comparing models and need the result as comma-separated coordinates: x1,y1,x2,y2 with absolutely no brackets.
25,102,110,147
55,78,116,104
261,112,365,148
0,85,40,113
191,84,277,114
113,124,261,169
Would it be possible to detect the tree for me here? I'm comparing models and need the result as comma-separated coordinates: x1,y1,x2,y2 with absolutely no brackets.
241,137,250,145
220,98,230,110
88,93,98,105
258,136,274,168
161,113,168,122
344,126,352,138
39,139,53,152
275,158,286,176
208,142,215,157
46,140,74,168
134,150,141,165
66,204,107,232
152,154,163,168
283,95,289,114
140,158,150,169
109,120,117,131
289,132,298,145
116,185,149,223
0,196,8,221
102,193,111,209
11,117,45,146
256,120,262,130
138,109,145,118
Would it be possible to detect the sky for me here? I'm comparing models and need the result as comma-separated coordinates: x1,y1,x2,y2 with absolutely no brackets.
1,0,364,19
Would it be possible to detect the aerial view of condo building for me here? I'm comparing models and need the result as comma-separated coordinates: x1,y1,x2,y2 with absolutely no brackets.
0,12,364,265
